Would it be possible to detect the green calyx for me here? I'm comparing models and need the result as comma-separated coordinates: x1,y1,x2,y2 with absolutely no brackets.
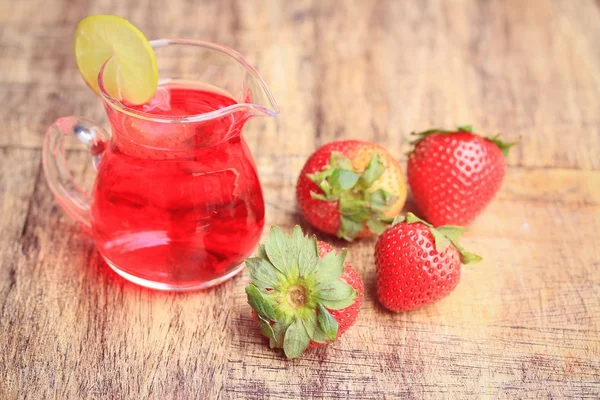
245,225,357,359
484,133,519,157
308,152,397,241
410,125,518,157
392,213,482,265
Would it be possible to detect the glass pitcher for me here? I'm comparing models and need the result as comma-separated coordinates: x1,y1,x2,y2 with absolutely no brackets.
43,39,279,291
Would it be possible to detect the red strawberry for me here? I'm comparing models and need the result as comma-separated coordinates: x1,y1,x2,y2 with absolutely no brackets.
407,125,517,226
297,140,407,241
375,213,481,312
245,226,364,359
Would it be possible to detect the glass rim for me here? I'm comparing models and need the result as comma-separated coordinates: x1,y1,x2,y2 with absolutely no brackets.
97,38,280,124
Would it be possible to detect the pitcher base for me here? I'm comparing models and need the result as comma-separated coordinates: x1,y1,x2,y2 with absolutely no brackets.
105,259,245,291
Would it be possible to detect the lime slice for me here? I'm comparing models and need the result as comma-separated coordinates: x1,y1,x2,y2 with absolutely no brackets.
74,15,158,105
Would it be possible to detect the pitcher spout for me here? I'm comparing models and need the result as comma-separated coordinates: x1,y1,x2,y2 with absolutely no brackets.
240,86,280,118
226,52,279,119
238,64,280,118
150,38,280,120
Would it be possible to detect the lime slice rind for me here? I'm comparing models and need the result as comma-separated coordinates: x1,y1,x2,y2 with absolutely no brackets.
74,15,158,105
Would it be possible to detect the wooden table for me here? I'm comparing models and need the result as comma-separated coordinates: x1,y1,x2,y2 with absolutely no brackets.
1,0,599,398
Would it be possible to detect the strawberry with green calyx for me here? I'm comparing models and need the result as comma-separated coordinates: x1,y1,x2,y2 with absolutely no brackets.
407,125,518,227
375,212,481,312
297,140,407,241
245,225,364,359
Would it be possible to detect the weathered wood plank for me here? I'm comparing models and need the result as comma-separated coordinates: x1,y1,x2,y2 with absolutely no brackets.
0,148,43,399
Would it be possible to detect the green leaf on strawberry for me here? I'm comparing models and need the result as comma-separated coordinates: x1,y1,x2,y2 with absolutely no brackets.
270,322,287,348
339,216,364,241
308,152,397,241
258,316,275,340
245,285,277,320
366,219,388,235
436,225,466,243
316,303,338,340
485,133,519,157
410,125,518,157
283,318,310,359
394,213,482,265
245,226,360,359
314,248,346,281
245,257,279,290
358,153,385,188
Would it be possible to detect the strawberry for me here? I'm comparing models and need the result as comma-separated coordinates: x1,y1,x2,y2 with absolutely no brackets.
297,140,407,241
407,125,517,226
245,225,364,359
375,213,481,312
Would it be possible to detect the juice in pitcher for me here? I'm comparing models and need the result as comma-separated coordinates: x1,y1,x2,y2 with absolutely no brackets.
91,82,265,287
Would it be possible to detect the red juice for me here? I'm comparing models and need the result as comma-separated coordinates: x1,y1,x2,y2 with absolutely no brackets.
91,82,265,289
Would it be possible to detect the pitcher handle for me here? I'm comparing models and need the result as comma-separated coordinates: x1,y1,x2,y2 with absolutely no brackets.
42,116,110,231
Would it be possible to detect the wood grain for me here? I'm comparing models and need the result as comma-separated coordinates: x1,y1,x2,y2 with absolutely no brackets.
1,0,599,399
